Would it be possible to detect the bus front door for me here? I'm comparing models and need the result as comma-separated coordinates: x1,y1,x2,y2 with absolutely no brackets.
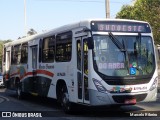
76,37,89,104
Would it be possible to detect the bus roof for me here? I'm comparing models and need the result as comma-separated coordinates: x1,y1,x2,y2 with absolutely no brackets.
4,18,149,47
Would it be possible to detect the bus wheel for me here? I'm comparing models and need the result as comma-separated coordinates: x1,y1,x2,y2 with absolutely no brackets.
61,85,73,113
17,83,23,99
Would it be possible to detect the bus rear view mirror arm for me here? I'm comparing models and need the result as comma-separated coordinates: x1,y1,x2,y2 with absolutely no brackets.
85,37,94,49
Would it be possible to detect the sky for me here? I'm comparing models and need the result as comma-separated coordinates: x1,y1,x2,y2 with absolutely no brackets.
0,0,133,40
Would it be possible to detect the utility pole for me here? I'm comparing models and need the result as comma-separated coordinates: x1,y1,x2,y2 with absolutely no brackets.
24,0,27,36
105,0,110,18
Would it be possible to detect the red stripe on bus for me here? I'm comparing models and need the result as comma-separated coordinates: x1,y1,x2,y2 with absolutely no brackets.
11,70,54,80
10,72,19,77
36,69,54,77
20,72,33,80
25,72,33,76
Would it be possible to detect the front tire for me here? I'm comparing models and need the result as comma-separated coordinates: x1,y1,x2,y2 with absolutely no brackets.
61,85,73,113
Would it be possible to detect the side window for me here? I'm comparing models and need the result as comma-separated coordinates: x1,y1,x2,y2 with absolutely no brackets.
3,47,6,63
11,46,14,64
56,31,72,62
42,36,55,62
21,43,28,63
39,39,42,62
11,45,21,65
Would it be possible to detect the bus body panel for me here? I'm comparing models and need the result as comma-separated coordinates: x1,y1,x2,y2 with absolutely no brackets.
2,19,158,107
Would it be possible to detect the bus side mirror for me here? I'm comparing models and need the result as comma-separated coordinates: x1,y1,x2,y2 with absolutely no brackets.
85,37,94,49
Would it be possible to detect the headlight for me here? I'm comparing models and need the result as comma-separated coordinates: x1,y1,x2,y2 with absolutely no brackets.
93,79,106,93
149,76,158,91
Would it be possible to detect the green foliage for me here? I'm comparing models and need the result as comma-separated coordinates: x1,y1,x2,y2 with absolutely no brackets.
27,28,37,36
116,0,160,44
0,40,12,69
116,5,135,19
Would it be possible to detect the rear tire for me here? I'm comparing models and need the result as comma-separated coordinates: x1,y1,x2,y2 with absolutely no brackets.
61,85,73,114
17,82,24,99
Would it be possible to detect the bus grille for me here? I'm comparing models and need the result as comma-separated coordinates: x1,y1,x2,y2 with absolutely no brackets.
112,93,147,103
104,78,150,85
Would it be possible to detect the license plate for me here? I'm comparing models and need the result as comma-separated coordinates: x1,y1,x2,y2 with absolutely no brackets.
125,98,136,104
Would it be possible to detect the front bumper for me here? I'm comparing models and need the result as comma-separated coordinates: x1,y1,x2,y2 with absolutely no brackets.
89,88,157,106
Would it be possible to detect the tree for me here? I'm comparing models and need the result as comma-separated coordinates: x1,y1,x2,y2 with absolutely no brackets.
27,28,37,36
0,41,4,69
0,39,12,70
116,0,160,44
116,5,134,19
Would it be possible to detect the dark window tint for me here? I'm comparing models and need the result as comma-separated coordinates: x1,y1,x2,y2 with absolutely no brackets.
42,36,55,62
83,40,88,75
11,45,21,65
3,47,6,63
39,39,42,62
77,40,81,70
56,31,72,62
21,43,28,63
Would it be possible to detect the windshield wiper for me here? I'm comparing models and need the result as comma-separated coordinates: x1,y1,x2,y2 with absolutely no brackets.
108,32,125,52
138,33,141,55
108,32,130,74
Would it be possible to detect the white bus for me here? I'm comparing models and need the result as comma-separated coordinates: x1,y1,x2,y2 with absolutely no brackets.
2,19,158,113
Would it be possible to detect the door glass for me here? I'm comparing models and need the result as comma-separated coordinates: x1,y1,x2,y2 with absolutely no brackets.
78,72,82,99
77,40,81,70
77,40,82,99
83,40,88,75
84,76,89,100
32,47,37,69
77,38,89,101
83,39,89,101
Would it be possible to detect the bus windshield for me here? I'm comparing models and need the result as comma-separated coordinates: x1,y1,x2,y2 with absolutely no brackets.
93,35,155,77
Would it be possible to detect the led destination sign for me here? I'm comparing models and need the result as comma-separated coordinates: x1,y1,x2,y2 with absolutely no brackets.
98,24,144,32
91,21,151,33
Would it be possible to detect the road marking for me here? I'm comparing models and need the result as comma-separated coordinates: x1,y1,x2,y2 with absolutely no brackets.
0,98,5,103
0,96,10,101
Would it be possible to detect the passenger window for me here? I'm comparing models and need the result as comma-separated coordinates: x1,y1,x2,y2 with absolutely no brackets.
42,36,55,63
11,45,21,65
56,31,72,62
21,43,28,63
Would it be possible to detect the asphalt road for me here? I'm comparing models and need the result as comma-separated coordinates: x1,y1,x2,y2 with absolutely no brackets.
0,88,160,120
